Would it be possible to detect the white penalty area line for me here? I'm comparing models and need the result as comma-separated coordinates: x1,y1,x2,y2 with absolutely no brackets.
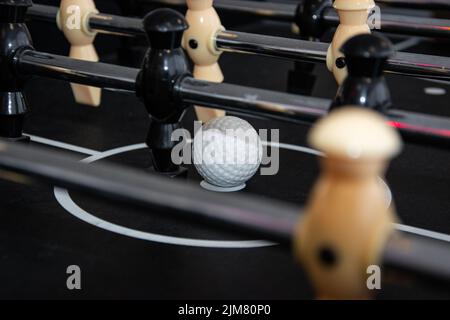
26,133,450,244
25,134,100,156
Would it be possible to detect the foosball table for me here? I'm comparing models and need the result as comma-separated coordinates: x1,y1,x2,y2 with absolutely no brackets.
0,0,449,300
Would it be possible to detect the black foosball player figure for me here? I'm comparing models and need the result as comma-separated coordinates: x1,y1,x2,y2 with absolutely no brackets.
137,9,191,177
331,33,394,113
0,0,33,142
288,0,332,96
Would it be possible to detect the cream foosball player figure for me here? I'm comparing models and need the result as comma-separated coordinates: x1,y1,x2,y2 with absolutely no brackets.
295,107,402,300
183,0,226,122
57,0,101,106
327,0,375,85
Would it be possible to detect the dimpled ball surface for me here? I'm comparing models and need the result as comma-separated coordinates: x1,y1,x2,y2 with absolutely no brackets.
193,116,263,188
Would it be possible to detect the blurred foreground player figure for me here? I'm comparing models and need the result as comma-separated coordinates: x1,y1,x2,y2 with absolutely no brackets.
295,107,402,299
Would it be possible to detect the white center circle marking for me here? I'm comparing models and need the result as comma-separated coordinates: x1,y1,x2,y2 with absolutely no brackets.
54,142,392,248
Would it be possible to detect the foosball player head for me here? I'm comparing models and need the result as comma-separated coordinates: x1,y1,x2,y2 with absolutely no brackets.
294,107,402,300
0,0,33,142
332,33,394,113
138,9,191,177
57,0,101,107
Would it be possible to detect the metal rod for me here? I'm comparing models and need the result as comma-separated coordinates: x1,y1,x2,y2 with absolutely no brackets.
387,51,450,81
383,233,450,284
377,0,450,10
0,139,449,285
26,3,58,24
144,0,450,38
9,44,450,148
215,30,328,64
26,5,450,81
14,42,450,148
207,0,296,21
0,140,297,245
89,12,145,36
176,76,330,125
141,0,297,21
7,43,450,148
322,8,450,39
29,2,450,41
15,49,139,92
27,4,145,37
379,14,450,38
388,110,450,148
216,30,450,82
177,76,450,147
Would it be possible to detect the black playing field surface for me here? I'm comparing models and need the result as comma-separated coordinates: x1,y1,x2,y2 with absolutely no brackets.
0,1,449,299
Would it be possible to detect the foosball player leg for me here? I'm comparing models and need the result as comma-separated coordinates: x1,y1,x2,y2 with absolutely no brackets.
287,62,317,95
146,118,188,178
0,90,29,143
288,0,333,95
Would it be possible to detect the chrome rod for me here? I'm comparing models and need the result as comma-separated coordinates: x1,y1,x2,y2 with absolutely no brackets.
176,77,450,147
29,3,450,40
12,47,450,147
388,110,450,147
176,76,330,125
27,5,450,81
387,51,450,81
163,0,297,21
27,4,145,37
216,30,450,82
203,0,296,21
89,12,145,37
216,30,328,63
13,48,450,148
145,0,450,38
377,0,450,10
16,49,139,92
26,3,58,23
322,8,450,38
